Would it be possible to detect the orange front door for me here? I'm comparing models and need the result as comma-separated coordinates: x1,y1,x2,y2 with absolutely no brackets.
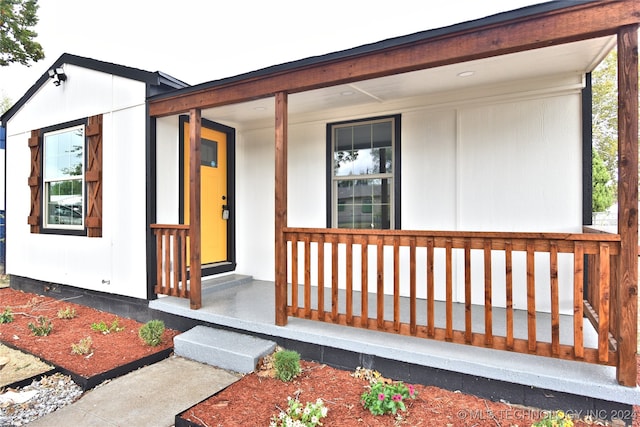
183,123,228,265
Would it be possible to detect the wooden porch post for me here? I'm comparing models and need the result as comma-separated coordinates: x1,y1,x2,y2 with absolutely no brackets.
189,108,202,309
615,24,638,386
275,91,288,325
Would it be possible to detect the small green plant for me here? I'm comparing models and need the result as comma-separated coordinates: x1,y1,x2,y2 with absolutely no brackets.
270,397,328,427
71,336,93,355
273,349,301,382
91,319,124,334
532,410,574,427
0,307,14,323
361,380,417,416
57,306,77,319
28,316,53,336
138,319,165,346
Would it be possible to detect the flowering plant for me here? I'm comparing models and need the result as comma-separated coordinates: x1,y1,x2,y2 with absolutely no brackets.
532,410,574,427
361,380,417,416
270,397,328,427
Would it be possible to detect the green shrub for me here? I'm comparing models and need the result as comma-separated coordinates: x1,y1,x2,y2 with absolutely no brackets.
0,307,14,323
28,316,53,336
91,319,124,334
138,319,165,346
274,349,301,382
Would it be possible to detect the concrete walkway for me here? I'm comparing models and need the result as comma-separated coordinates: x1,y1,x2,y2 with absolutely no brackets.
29,356,240,427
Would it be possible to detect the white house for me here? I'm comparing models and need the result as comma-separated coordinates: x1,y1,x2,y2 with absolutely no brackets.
2,0,638,407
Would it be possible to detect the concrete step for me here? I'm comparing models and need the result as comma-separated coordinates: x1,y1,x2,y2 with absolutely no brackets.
174,325,275,373
201,274,253,296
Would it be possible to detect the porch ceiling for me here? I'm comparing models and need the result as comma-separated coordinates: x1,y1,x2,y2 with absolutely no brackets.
199,35,615,128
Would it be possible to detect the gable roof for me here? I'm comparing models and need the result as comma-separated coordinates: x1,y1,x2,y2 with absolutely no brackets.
1,53,188,125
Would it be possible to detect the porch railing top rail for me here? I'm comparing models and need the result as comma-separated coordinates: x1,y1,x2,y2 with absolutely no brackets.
284,227,620,241
151,224,190,230
283,227,621,256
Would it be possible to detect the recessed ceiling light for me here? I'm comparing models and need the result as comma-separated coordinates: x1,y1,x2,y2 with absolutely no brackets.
457,71,475,77
253,106,267,111
340,91,354,96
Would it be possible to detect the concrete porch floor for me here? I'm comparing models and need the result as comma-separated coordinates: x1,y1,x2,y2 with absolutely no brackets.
149,275,640,410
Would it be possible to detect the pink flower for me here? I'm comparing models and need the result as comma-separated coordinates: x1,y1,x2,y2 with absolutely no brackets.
392,394,403,402
408,385,415,396
378,393,385,401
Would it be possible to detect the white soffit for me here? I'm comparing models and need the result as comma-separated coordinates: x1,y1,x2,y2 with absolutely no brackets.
201,35,615,127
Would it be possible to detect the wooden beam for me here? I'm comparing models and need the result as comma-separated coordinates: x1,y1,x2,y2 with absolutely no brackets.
149,0,640,117
189,108,202,310
274,92,288,326
615,24,638,386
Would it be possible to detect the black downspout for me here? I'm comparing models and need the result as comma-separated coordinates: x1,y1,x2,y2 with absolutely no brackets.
582,72,593,295
583,73,593,226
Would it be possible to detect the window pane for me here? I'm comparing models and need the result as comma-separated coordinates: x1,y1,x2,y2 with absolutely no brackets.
44,127,84,180
201,138,218,167
334,127,355,176
336,178,392,229
334,121,393,177
46,179,83,226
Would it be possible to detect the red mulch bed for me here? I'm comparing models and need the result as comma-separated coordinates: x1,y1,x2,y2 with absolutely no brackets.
0,288,178,379
179,358,640,426
1,287,637,426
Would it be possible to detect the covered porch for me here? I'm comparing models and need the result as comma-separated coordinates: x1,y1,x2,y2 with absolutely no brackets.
148,0,638,387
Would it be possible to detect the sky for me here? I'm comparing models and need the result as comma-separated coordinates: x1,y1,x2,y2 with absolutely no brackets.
0,0,544,105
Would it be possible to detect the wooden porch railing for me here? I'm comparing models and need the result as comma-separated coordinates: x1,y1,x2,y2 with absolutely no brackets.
151,224,190,299
283,227,623,370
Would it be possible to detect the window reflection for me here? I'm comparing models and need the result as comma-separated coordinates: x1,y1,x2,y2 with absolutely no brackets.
43,125,85,228
332,117,395,229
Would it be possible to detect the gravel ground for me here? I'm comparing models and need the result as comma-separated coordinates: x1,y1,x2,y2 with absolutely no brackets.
0,373,83,426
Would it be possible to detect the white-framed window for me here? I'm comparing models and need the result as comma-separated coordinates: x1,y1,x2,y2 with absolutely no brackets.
43,124,85,230
329,115,400,229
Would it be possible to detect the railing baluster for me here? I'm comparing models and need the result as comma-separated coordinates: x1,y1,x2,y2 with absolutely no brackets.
505,240,514,349
154,231,163,294
427,238,435,337
573,242,584,359
317,235,325,321
172,229,180,297
165,231,173,295
304,235,311,319
445,239,453,341
394,236,400,332
361,235,368,324
346,234,353,326
377,236,384,329
464,240,472,343
291,233,299,313
527,241,537,352
179,230,189,298
550,242,560,356
332,235,339,321
598,243,610,363
484,239,493,346
410,238,417,335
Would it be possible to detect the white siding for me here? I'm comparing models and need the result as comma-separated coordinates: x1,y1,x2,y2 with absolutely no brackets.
235,127,275,281
5,65,149,299
155,116,180,224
